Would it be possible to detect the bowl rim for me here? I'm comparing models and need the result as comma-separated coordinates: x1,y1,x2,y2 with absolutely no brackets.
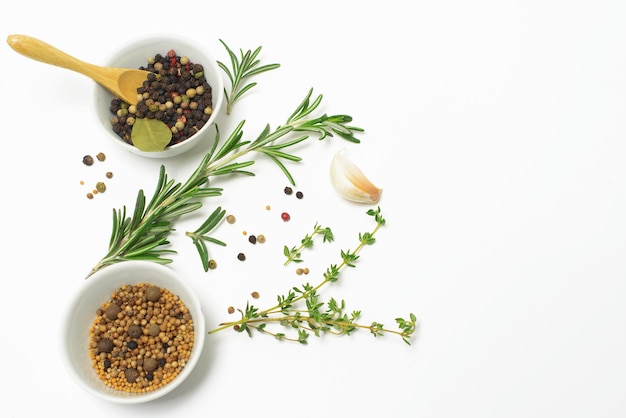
93,32,224,158
60,260,206,404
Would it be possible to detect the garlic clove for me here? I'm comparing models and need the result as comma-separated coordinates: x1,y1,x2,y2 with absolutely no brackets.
330,148,382,203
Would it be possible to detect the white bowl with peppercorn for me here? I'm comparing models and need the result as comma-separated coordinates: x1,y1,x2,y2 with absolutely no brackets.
93,34,224,158
61,261,205,403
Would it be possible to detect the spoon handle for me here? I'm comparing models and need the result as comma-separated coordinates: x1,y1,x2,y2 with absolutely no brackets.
6,34,101,78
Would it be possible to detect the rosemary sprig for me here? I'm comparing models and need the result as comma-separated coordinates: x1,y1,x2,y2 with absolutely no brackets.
283,222,334,265
217,39,281,115
209,208,418,345
87,89,363,278
185,206,227,272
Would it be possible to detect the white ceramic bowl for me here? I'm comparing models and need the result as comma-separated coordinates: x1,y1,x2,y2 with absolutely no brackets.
61,261,205,403
93,34,224,158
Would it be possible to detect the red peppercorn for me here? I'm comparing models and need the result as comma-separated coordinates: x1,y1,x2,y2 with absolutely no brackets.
281,212,291,222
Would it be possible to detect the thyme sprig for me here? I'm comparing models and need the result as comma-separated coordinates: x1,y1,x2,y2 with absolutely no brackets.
283,222,334,265
87,89,363,278
209,208,418,345
218,39,281,115
185,206,227,272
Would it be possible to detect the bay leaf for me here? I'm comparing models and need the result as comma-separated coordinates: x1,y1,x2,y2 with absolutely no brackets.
131,118,172,152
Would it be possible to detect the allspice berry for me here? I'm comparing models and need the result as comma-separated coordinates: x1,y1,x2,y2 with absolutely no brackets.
127,325,142,338
146,285,161,302
148,323,160,337
104,303,121,320
97,338,113,353
143,357,158,372
124,368,139,383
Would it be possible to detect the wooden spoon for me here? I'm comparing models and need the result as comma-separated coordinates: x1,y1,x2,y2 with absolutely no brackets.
7,34,149,105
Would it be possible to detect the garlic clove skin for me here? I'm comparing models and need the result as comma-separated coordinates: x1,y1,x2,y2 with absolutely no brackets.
330,148,382,203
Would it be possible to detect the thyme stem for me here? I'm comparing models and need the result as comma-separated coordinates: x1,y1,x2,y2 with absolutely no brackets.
208,208,417,345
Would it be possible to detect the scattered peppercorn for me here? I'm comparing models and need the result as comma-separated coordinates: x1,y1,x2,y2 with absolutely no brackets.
296,268,304,275
208,259,217,270
257,234,266,243
87,193,94,199
303,267,310,275
251,291,260,299
96,152,106,162
248,235,257,244
226,214,236,224
83,155,94,166
281,212,291,222
227,306,235,314
237,252,246,261
296,191,303,199
106,171,113,179
284,186,293,195
96,181,106,193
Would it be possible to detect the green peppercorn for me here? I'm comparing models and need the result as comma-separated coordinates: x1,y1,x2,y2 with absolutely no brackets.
208,259,217,270
96,182,106,193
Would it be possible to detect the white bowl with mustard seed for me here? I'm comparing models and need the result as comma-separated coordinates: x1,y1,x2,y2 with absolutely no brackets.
93,34,224,158
61,261,205,403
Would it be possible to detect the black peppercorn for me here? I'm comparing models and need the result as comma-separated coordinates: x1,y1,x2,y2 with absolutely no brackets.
127,340,138,350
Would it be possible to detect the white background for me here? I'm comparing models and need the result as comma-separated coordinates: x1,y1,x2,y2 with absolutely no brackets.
2,1,626,417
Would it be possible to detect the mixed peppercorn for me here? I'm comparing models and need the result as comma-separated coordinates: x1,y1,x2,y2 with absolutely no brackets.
108,49,213,148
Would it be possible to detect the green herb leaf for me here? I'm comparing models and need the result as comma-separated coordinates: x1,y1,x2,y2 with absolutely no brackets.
131,118,172,152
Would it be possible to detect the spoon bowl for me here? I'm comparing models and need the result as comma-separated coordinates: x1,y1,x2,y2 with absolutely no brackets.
7,34,148,105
